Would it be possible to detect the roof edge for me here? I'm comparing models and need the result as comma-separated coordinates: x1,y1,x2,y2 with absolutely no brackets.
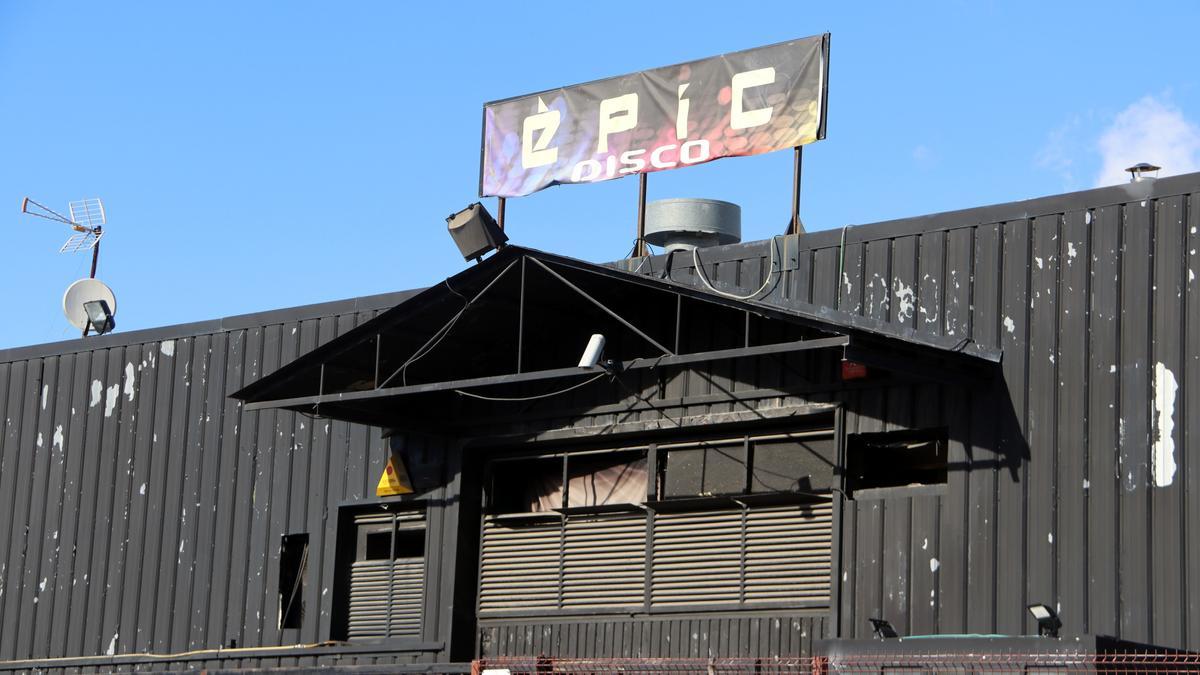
0,288,422,363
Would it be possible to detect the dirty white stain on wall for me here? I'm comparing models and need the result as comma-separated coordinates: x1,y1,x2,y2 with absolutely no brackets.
1152,362,1178,487
893,279,915,322
124,362,136,401
105,383,120,417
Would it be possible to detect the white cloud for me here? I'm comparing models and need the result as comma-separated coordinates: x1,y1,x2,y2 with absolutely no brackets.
1036,114,1085,189
1095,96,1200,187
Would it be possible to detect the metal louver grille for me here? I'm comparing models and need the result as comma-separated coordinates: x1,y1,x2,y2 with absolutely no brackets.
347,557,424,638
479,518,561,612
651,509,744,606
347,510,425,639
563,514,645,608
651,500,833,608
478,499,832,614
744,502,832,603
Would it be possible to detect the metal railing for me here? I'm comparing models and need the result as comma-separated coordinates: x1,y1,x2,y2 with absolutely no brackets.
472,652,1200,674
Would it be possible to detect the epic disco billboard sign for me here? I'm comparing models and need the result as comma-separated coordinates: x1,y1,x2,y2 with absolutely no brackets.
480,34,829,198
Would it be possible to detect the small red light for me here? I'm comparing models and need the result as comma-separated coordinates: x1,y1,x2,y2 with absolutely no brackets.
841,359,869,380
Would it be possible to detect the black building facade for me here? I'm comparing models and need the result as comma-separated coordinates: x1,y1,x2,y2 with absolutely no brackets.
0,173,1197,672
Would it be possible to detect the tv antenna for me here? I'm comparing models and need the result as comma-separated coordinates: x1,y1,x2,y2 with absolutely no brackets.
21,196,110,336
21,197,106,276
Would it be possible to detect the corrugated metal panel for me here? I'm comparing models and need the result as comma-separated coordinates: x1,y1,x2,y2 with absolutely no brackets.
478,614,827,659
604,176,1200,648
0,293,457,664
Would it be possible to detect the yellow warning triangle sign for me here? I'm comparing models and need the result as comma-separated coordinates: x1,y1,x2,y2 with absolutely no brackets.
376,453,414,497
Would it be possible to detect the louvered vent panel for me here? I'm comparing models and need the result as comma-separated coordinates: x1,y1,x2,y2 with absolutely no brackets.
744,500,832,605
479,517,562,613
347,557,424,638
562,513,646,608
651,509,743,606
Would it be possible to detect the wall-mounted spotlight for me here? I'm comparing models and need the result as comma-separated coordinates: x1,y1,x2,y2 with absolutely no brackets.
1027,603,1061,638
447,202,508,262
82,299,116,335
868,618,898,639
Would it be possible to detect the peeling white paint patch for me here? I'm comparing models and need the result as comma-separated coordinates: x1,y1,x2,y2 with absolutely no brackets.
53,425,64,451
1067,242,1078,260
1083,479,1090,490
1110,365,1117,373
105,384,120,417
842,572,848,582
36,432,43,447
929,558,940,573
1152,362,1178,487
1085,212,1093,225
106,633,118,656
39,578,46,592
1190,269,1195,283
894,279,915,322
1003,316,1016,334
139,483,146,496
124,363,136,401
1034,256,1044,269
41,385,49,410
160,340,175,357
1048,532,1054,544
179,540,185,554
90,380,102,407
921,538,928,551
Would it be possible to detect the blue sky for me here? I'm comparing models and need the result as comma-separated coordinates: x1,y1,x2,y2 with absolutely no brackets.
2,1,1198,349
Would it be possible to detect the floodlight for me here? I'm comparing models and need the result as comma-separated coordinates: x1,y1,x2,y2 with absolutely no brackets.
447,202,508,262
82,300,115,335
1027,603,1061,638
578,334,606,369
868,618,898,639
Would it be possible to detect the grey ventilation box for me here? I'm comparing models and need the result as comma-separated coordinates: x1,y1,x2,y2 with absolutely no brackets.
644,198,741,253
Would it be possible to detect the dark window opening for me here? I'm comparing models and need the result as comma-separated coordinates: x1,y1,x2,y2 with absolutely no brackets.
658,433,836,500
279,533,308,630
661,440,747,498
565,450,647,508
750,435,836,493
488,457,563,513
487,450,647,514
846,428,948,495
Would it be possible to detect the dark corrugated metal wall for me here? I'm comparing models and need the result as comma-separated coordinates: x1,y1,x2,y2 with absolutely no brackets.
610,177,1199,648
3,174,1199,666
0,296,460,668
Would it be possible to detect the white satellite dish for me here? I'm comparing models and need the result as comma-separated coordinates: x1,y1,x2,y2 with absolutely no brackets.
62,278,117,333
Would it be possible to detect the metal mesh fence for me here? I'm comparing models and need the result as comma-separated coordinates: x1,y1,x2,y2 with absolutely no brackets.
472,653,1200,674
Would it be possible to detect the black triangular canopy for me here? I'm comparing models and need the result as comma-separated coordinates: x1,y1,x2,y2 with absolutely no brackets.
232,246,999,428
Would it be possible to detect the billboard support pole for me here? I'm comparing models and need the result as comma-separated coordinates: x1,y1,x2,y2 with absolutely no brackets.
497,197,506,231
635,173,647,257
790,146,803,235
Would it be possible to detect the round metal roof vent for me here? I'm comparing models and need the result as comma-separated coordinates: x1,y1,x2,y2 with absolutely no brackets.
644,198,741,253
